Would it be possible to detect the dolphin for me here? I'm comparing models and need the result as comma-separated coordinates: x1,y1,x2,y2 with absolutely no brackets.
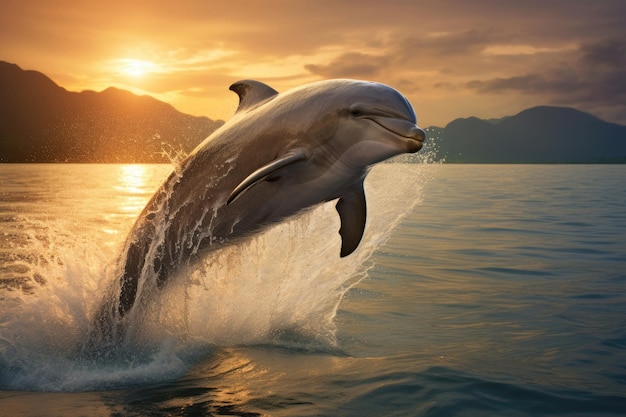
115,79,425,317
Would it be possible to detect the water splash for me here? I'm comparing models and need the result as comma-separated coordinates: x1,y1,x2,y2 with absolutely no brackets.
158,141,189,175
0,161,436,391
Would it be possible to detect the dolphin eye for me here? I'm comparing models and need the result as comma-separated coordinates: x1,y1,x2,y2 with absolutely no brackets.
350,108,363,117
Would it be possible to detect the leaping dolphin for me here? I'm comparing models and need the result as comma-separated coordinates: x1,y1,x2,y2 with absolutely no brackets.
116,79,425,317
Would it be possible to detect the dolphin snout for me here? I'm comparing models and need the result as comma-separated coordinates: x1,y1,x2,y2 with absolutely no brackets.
366,116,426,153
407,127,425,153
412,126,426,142
367,116,425,140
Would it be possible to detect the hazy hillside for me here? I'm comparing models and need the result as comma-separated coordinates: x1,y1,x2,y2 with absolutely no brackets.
0,61,223,163
429,106,626,163
2,61,625,164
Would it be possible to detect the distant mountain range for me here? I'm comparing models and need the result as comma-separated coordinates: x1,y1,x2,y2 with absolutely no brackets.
427,107,626,163
1,60,625,163
0,61,223,163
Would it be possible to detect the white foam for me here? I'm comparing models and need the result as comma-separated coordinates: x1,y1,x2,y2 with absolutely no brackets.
0,161,436,391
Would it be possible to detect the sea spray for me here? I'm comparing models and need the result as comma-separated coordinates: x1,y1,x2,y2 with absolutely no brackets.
117,162,433,350
0,161,436,391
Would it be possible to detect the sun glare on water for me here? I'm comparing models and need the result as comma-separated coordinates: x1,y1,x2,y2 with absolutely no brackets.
118,164,150,192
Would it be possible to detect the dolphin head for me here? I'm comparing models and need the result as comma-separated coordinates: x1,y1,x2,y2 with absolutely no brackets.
323,80,425,170
228,79,425,169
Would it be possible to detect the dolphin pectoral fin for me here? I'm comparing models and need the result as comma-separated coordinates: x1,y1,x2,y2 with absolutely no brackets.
229,80,279,113
227,148,310,204
336,183,367,257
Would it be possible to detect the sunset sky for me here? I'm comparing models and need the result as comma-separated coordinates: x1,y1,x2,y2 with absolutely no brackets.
1,0,625,126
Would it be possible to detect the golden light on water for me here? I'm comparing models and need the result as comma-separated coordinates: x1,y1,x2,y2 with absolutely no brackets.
119,164,150,191
102,164,170,237
114,164,153,216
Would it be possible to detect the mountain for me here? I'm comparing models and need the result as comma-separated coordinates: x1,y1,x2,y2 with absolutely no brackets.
0,61,223,163
3,61,625,164
428,106,626,163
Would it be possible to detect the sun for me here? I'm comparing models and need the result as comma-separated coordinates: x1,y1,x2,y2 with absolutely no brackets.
117,59,158,77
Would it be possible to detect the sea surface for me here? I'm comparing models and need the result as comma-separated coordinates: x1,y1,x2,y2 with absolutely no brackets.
0,163,625,416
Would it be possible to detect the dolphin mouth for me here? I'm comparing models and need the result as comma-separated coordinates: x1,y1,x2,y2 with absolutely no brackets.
365,115,425,153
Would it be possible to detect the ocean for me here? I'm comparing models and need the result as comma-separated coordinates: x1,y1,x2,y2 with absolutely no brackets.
0,162,625,416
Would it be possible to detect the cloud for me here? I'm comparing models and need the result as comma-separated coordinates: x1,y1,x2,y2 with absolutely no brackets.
466,73,578,96
401,28,512,58
2,0,626,124
579,38,626,69
465,38,626,122
304,53,388,79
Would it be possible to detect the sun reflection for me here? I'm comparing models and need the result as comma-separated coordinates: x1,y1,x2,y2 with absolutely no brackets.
112,164,153,216
101,165,169,238
119,164,149,192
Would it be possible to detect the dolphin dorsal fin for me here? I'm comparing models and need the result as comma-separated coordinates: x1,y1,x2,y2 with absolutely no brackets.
229,80,279,113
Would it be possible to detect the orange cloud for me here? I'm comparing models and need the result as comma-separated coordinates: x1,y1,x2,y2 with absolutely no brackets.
2,0,625,126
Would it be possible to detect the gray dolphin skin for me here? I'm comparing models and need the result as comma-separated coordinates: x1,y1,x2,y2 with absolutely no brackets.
116,79,425,316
